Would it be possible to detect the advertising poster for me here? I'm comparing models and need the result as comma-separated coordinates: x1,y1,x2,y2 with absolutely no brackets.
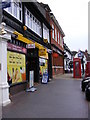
7,51,26,85
39,58,48,75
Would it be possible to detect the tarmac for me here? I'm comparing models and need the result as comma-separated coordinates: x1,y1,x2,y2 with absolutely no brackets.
2,73,88,119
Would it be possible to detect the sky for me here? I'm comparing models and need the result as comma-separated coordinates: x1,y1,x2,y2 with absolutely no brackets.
38,0,89,52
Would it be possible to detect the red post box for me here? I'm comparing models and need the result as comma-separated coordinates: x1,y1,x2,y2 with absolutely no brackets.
73,58,81,78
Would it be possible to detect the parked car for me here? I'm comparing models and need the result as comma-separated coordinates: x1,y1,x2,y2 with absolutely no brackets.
81,77,90,91
85,82,90,101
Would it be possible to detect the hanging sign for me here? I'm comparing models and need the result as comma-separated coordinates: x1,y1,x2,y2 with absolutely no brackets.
39,49,47,56
44,39,48,43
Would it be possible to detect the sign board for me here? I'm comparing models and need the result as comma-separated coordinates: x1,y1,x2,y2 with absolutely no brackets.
7,43,27,54
26,44,35,49
39,49,47,56
44,39,48,43
29,71,34,88
42,73,48,84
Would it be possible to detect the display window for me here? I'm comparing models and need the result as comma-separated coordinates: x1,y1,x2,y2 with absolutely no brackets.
39,58,48,76
7,51,26,85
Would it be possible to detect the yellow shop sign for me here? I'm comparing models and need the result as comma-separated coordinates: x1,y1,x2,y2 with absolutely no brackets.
44,39,48,43
39,48,47,56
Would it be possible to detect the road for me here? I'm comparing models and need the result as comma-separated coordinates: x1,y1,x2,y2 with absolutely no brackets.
2,77,89,118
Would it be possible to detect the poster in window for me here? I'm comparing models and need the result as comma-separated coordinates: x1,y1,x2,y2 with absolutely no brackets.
7,51,26,84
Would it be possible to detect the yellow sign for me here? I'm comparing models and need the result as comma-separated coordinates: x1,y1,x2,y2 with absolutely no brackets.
13,31,34,44
44,39,48,43
7,51,26,84
39,49,47,56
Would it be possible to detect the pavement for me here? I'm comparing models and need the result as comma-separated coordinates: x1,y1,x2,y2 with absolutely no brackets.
53,73,82,80
2,73,89,119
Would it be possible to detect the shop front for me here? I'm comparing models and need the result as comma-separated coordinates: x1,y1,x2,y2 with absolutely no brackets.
27,43,49,84
7,42,27,95
7,31,51,95
39,49,49,83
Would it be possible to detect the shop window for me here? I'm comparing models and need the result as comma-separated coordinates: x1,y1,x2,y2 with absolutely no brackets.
7,51,26,85
39,58,48,75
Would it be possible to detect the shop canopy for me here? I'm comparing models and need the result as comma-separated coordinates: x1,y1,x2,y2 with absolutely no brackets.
14,31,46,50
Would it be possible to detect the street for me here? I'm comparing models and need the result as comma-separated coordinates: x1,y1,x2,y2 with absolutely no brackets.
2,75,89,118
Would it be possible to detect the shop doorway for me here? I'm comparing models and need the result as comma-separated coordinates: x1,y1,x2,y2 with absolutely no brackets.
26,49,39,83
29,57,39,83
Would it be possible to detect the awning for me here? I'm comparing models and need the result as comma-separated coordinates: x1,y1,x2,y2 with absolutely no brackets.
13,31,34,44
13,31,49,59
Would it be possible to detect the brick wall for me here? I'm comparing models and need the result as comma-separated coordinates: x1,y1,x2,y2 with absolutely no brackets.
52,54,64,76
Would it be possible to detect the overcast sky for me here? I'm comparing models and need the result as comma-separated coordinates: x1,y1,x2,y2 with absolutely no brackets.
38,0,88,52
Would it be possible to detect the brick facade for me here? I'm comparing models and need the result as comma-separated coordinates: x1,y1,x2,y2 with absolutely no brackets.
52,54,64,75
50,15,65,77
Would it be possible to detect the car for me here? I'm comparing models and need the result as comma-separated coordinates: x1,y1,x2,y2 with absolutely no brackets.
85,82,90,101
81,77,90,91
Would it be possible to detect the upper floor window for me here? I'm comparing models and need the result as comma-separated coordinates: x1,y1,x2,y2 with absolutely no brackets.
43,24,50,43
58,32,59,44
25,7,42,37
60,35,63,47
4,1,22,22
55,28,57,42
52,24,54,39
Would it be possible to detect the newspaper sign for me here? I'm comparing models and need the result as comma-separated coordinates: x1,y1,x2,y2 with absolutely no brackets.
42,73,48,84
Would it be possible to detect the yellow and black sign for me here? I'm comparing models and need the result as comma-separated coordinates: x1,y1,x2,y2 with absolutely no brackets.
44,39,48,43
39,48,47,56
